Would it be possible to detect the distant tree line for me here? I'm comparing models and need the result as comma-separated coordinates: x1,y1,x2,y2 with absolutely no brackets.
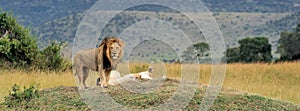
225,23,300,63
181,23,300,63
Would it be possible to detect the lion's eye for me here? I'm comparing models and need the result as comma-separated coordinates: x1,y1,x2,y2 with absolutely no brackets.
110,47,113,49
116,47,119,49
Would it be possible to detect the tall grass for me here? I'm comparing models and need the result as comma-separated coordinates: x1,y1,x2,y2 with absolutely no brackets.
0,62,299,105
0,69,75,102
223,62,300,105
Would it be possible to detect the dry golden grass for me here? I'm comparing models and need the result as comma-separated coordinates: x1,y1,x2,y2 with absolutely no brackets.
223,62,300,105
0,69,76,102
0,62,299,105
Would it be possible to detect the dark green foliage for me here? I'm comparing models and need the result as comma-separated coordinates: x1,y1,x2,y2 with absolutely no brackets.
37,42,71,71
0,11,71,70
225,37,272,63
239,37,272,63
0,11,39,67
181,42,209,63
277,24,300,61
225,47,240,63
4,84,39,108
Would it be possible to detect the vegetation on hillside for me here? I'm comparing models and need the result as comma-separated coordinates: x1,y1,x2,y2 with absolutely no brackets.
0,11,70,70
253,12,300,36
32,11,292,51
32,13,84,48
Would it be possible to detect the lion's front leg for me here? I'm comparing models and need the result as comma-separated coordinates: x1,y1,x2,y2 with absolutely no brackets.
98,67,106,87
104,70,111,87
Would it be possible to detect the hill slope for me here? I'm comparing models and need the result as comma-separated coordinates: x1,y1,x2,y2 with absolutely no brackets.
33,11,290,48
0,0,98,26
1,79,299,110
0,0,299,26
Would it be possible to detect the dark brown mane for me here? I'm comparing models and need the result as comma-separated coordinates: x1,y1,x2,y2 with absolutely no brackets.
99,37,118,70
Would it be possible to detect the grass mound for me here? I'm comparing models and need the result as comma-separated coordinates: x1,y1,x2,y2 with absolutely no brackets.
1,79,299,110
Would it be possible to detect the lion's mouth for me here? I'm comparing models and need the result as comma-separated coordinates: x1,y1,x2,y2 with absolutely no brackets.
112,56,118,60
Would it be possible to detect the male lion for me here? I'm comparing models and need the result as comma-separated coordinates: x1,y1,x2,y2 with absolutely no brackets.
73,37,125,89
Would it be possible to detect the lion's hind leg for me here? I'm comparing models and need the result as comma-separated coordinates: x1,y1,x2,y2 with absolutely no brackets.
75,66,84,89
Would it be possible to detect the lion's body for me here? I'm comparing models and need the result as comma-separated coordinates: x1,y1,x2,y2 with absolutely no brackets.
73,37,124,89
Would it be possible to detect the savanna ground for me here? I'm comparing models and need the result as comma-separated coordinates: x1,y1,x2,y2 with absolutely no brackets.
0,62,299,109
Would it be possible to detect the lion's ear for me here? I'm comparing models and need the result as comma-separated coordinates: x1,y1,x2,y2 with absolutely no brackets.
117,39,125,47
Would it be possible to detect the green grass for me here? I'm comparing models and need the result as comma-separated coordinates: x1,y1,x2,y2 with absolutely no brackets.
1,79,299,110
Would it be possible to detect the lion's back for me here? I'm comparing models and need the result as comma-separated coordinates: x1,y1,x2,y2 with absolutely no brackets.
73,48,99,71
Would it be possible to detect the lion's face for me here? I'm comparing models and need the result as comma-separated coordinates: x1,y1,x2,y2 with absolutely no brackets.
110,42,122,60
106,38,124,60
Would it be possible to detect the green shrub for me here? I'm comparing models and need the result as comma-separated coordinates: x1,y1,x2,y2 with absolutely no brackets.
4,84,39,108
0,11,71,71
0,12,39,67
36,42,71,71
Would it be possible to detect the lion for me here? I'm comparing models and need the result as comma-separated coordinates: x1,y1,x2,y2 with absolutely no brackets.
73,37,125,89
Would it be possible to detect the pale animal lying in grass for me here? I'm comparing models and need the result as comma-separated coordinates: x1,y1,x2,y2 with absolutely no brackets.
97,67,153,86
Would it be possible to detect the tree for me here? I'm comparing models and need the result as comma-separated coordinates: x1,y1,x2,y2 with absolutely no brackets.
277,24,300,61
225,47,240,63
181,42,209,63
0,11,70,70
0,12,39,66
239,37,272,63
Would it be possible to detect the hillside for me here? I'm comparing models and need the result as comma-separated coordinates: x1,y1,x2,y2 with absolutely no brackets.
0,0,98,26
0,0,299,26
33,12,84,47
33,11,290,48
253,12,300,38
1,79,299,110
202,0,300,12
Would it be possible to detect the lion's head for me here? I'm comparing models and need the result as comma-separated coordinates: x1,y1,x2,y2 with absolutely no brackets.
107,38,124,60
99,37,125,62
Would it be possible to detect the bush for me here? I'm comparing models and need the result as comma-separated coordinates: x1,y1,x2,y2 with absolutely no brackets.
225,47,240,63
239,37,272,63
225,37,272,63
37,42,71,71
0,12,39,67
0,11,71,71
4,84,39,108
277,24,300,61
